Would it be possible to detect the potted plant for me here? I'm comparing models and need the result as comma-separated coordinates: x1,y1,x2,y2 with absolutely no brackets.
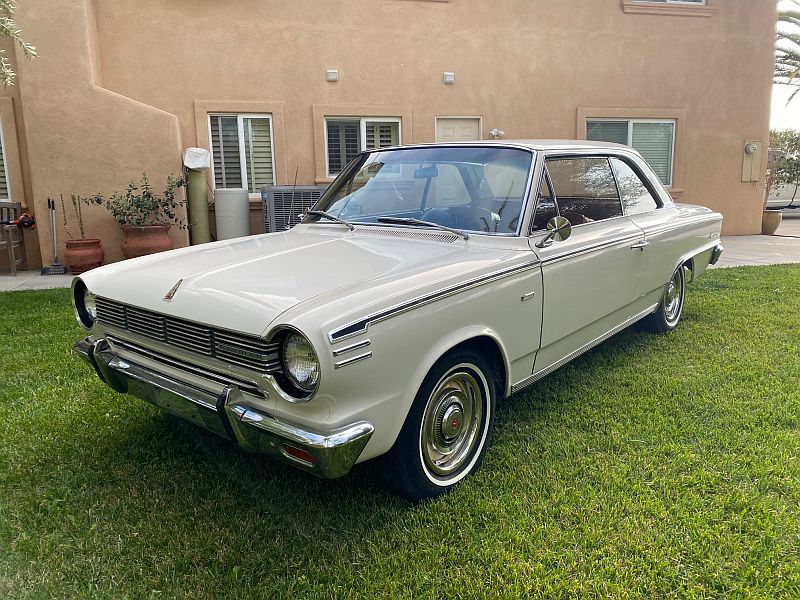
96,173,187,259
60,194,104,274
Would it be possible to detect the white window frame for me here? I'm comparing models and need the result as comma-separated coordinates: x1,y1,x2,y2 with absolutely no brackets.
636,0,705,3
586,118,676,187
324,116,402,178
207,113,276,197
0,121,11,200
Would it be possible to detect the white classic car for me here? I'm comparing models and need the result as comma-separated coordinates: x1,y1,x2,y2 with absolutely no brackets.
73,141,723,501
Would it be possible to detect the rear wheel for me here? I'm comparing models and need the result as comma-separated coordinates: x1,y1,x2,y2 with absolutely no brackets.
382,349,496,502
642,265,685,333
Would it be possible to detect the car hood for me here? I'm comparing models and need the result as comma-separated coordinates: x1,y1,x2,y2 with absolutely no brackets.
80,226,524,336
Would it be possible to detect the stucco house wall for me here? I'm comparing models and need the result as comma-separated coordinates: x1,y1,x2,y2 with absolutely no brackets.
2,0,776,268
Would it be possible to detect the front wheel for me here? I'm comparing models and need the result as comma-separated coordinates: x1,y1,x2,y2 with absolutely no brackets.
642,265,686,333
382,349,496,502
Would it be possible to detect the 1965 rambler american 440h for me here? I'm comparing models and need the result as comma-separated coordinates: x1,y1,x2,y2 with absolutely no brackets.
73,141,723,501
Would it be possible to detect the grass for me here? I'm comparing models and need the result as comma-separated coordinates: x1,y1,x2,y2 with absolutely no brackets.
0,265,799,598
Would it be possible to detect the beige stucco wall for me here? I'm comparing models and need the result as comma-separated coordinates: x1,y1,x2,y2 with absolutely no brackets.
12,0,185,266
7,0,776,270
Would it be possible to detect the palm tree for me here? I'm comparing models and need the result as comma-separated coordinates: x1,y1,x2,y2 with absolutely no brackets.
0,0,36,87
776,0,800,103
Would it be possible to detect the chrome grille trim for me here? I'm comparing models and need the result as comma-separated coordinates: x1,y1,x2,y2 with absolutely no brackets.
105,335,267,398
95,297,280,373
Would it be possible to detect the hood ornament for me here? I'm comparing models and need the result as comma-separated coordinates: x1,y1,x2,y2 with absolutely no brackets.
164,279,183,301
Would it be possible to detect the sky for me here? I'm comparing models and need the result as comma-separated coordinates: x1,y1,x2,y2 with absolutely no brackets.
771,85,799,130
773,1,799,130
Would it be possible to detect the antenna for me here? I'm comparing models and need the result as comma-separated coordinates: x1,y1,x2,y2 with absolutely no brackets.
287,165,299,230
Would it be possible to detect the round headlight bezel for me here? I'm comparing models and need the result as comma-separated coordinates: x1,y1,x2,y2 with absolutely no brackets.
280,329,321,398
72,278,96,330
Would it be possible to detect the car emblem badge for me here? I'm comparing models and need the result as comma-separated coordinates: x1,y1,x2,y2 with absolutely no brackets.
164,279,183,301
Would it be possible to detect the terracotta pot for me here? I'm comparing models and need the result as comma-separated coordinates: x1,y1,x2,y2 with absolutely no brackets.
761,210,783,235
121,225,173,259
64,238,104,274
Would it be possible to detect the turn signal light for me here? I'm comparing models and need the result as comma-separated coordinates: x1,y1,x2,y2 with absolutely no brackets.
282,444,315,465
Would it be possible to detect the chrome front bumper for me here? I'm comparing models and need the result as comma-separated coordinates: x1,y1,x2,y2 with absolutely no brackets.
710,243,724,265
74,337,374,478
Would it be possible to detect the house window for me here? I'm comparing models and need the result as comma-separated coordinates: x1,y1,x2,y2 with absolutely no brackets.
325,118,400,177
0,122,9,200
208,114,275,193
586,119,675,186
637,0,705,3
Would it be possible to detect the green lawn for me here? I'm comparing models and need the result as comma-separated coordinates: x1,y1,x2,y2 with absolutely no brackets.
1,265,799,598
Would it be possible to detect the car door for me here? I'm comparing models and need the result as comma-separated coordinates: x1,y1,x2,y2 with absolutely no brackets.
529,155,646,373
609,155,682,303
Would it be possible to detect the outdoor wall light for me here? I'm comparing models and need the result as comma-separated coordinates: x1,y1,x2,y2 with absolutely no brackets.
326,69,339,82
442,71,455,84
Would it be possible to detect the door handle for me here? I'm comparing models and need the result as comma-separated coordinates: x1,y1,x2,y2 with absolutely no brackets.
630,240,650,251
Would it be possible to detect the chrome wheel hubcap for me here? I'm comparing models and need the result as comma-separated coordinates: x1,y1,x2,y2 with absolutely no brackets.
422,369,484,478
664,269,683,324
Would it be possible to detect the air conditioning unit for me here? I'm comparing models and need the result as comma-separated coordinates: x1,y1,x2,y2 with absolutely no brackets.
261,185,329,233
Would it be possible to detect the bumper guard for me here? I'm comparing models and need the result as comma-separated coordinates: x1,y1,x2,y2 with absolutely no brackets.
74,337,374,478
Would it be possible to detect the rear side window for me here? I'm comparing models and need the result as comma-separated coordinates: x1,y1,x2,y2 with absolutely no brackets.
546,157,623,224
610,158,659,215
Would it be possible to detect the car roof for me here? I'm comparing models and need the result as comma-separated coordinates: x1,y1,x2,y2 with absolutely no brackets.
375,139,632,152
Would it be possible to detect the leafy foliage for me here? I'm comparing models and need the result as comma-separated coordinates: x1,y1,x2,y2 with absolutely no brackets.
775,0,800,103
94,173,187,228
0,1,37,87
766,129,800,207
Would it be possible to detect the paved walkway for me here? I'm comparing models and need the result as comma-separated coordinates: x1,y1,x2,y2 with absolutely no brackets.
0,270,73,292
2,213,799,291
712,210,800,268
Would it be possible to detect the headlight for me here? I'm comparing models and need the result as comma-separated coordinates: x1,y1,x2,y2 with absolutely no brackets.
72,279,97,330
281,332,320,393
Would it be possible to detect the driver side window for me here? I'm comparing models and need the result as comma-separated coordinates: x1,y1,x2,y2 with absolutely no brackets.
545,157,623,224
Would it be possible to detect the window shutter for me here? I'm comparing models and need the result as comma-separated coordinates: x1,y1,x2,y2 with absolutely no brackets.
0,135,8,199
586,121,629,146
209,116,242,188
243,117,274,193
632,122,674,185
326,120,360,175
365,122,399,150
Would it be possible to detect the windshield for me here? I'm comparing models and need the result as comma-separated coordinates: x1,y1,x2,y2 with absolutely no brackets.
306,146,534,235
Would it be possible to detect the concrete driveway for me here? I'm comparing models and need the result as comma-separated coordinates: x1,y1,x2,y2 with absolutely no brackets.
713,210,800,268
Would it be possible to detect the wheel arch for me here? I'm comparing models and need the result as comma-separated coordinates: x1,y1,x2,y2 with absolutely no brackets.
409,327,511,411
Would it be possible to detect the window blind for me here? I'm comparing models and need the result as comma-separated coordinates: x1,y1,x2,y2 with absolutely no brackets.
0,136,8,199
243,117,274,193
210,116,242,188
586,121,629,146
632,122,674,186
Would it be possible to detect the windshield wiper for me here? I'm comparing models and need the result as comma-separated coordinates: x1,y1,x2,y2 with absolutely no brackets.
376,217,469,240
307,210,355,231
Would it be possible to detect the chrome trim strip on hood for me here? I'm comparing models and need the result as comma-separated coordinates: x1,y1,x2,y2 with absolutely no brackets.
328,260,540,344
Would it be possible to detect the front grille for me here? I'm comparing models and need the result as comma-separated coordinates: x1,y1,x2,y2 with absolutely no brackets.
106,336,267,398
95,297,280,372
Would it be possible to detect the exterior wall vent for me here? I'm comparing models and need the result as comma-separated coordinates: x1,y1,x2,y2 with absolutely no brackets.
261,185,329,233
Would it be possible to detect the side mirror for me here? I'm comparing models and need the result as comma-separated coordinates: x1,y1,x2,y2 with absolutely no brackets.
535,216,572,248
